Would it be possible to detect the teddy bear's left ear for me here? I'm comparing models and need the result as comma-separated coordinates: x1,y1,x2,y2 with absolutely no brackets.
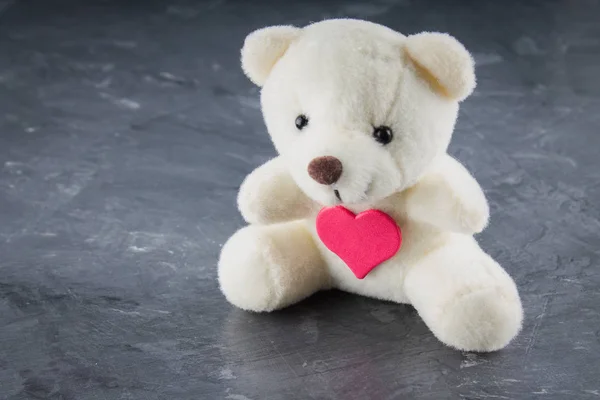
404,32,476,101
241,25,301,87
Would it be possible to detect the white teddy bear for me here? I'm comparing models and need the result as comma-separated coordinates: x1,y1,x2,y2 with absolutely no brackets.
218,19,523,352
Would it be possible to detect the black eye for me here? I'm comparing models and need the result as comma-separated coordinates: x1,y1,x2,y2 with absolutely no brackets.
295,115,309,130
373,126,393,145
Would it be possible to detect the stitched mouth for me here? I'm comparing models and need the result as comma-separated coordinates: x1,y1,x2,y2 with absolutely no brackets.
333,180,373,204
363,180,374,198
334,189,342,202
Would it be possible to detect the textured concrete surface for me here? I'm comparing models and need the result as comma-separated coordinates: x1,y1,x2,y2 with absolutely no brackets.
1,0,599,399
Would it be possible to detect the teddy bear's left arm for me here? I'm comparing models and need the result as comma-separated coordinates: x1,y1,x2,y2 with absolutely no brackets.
405,155,490,234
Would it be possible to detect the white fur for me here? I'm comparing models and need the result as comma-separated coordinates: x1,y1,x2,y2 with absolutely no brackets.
404,32,476,101
237,156,316,225
241,25,300,87
405,155,490,234
220,19,523,352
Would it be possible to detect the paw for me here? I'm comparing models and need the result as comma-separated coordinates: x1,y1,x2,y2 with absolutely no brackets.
449,178,489,234
435,286,523,352
218,226,282,312
237,172,268,225
459,200,489,234
237,158,313,225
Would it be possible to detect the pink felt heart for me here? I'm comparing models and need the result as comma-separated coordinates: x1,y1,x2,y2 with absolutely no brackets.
316,206,402,279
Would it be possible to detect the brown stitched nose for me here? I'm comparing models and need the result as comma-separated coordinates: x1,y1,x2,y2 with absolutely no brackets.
307,156,343,185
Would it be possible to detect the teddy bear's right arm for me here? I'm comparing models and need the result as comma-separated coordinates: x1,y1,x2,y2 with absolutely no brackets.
237,156,317,225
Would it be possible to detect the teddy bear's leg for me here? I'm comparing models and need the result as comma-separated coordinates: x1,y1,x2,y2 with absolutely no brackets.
218,220,329,312
403,238,523,352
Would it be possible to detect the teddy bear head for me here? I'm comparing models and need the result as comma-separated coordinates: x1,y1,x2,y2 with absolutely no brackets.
241,19,475,206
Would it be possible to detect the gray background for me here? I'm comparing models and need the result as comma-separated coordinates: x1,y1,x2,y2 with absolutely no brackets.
1,0,599,399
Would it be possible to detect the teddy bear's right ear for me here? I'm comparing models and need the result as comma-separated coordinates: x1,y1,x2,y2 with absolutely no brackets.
241,26,300,87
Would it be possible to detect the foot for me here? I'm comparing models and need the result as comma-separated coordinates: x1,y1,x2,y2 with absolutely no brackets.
218,222,328,312
433,285,523,352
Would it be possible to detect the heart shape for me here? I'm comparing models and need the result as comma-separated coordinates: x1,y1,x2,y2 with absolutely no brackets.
316,206,402,279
